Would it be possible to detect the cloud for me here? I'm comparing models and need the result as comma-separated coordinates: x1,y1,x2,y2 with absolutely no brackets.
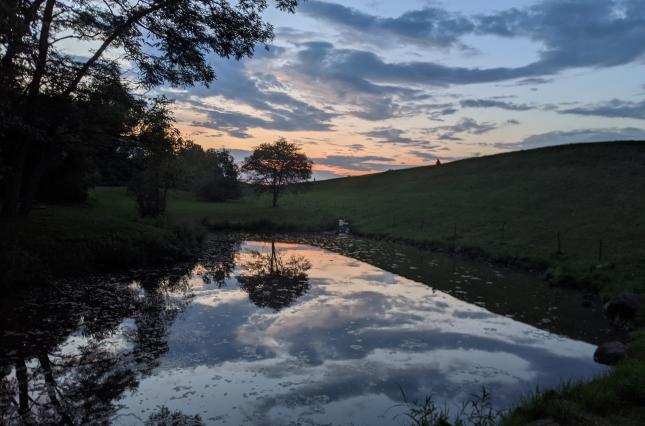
476,0,645,74
291,1,645,91
313,155,398,172
362,127,425,145
347,143,366,151
290,42,531,88
409,150,463,163
499,127,645,150
287,41,434,121
416,117,498,142
414,103,459,121
300,1,475,48
170,55,338,137
192,100,336,138
447,118,497,134
460,98,533,111
513,77,553,86
560,99,645,120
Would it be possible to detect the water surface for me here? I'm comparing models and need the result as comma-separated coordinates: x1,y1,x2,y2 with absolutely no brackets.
0,238,607,425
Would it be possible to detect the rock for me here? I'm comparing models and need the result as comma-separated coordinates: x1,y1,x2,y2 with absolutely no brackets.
594,341,628,365
604,292,642,322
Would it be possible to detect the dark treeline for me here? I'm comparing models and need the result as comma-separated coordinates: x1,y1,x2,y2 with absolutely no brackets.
0,0,300,219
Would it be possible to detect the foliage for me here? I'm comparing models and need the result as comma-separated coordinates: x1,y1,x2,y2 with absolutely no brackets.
241,137,312,207
0,0,301,217
175,146,241,202
128,98,192,217
36,74,141,202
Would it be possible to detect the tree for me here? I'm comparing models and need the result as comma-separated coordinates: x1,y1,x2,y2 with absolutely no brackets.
0,0,301,218
194,149,241,202
241,137,312,207
37,72,142,202
128,98,191,217
174,146,241,202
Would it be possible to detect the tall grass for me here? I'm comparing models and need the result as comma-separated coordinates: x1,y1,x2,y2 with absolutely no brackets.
400,387,502,426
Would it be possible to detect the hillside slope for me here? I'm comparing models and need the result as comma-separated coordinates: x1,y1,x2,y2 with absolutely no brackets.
190,141,645,294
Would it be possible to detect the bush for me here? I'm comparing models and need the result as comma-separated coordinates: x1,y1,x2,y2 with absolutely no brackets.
194,173,240,202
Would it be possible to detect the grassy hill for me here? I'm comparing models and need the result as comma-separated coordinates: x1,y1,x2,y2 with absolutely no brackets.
170,140,645,296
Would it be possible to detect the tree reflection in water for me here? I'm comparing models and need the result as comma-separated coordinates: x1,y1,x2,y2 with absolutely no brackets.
144,405,204,426
198,238,241,287
237,241,312,311
0,267,194,425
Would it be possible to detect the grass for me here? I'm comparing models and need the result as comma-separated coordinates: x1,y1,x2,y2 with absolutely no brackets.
401,386,501,426
501,330,645,426
173,141,645,298
0,188,205,287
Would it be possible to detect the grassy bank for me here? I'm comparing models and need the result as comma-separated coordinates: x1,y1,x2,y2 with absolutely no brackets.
0,189,204,287
501,331,645,425
403,330,645,425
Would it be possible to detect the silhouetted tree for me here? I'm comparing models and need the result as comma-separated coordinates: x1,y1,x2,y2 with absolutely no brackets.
128,99,192,217
241,137,312,207
192,149,241,202
0,0,302,218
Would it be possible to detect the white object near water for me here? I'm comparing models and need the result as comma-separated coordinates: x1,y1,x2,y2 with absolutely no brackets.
338,219,350,234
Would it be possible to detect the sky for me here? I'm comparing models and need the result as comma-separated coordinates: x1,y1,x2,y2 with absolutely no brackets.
159,0,645,179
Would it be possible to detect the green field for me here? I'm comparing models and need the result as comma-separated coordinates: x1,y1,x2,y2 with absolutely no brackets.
181,141,645,297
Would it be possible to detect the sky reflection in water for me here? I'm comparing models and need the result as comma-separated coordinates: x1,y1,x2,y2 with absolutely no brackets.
0,240,606,425
119,241,605,425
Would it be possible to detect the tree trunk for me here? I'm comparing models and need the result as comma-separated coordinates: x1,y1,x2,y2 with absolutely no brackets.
2,0,56,218
38,352,73,425
1,142,29,218
19,144,49,217
272,187,279,207
27,0,56,99
15,356,30,420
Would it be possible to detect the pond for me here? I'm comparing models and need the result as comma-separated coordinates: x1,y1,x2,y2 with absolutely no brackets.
0,236,611,425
